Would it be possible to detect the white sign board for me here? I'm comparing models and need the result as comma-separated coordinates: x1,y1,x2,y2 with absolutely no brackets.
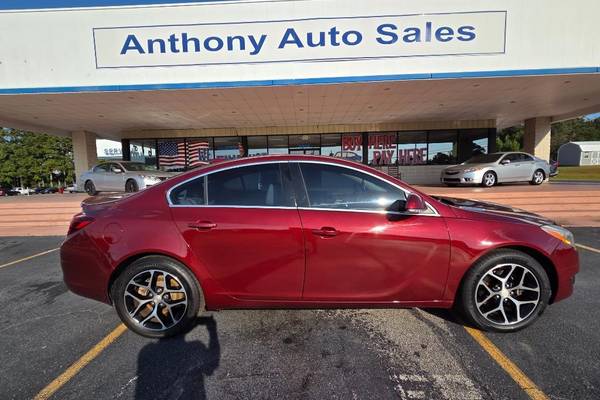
0,0,598,92
94,11,506,68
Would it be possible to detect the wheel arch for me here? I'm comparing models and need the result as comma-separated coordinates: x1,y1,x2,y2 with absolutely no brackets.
457,245,559,304
107,251,204,304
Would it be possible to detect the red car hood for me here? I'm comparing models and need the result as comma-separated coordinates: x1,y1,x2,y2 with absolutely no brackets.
433,196,556,226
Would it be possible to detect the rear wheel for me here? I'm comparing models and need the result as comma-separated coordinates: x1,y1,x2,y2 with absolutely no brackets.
84,180,98,196
530,169,545,185
112,256,202,338
457,249,551,332
481,171,497,187
125,179,139,193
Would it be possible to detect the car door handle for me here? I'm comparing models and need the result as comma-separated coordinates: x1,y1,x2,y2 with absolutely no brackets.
312,227,338,237
188,221,217,230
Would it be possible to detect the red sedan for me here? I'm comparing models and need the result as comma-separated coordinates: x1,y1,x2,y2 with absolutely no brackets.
61,155,579,338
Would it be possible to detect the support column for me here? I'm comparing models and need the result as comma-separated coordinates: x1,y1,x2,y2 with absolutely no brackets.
523,117,551,161
71,131,98,186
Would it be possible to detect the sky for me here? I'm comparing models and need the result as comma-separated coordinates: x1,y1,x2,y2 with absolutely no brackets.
585,113,600,120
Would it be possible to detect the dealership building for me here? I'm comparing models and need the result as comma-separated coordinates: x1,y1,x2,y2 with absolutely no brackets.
0,0,599,184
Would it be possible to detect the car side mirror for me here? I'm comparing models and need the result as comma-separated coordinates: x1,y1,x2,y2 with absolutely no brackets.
387,194,427,214
113,168,123,173
405,194,427,213
500,159,511,165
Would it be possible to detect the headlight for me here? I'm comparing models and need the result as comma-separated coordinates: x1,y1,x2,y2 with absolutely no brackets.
541,225,575,247
141,175,161,183
463,167,481,173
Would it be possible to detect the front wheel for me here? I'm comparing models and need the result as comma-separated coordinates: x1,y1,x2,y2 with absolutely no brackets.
481,171,497,187
530,169,545,185
84,180,98,196
125,179,139,193
457,250,551,332
111,256,203,338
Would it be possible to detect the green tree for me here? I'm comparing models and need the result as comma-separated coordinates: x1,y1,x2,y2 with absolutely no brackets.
496,126,524,152
551,117,600,157
497,117,600,157
0,128,74,187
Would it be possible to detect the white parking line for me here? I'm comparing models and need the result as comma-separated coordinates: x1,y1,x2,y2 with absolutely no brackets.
576,243,600,254
0,248,59,270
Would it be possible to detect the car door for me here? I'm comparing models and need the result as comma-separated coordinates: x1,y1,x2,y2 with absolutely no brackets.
106,163,126,191
91,164,111,190
168,162,305,300
497,153,521,182
293,162,451,302
516,153,536,180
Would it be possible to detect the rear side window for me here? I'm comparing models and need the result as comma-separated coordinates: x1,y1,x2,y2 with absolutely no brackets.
170,177,205,205
519,153,534,161
299,163,406,211
207,163,293,207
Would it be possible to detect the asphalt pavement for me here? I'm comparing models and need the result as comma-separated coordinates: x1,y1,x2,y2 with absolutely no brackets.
0,230,599,400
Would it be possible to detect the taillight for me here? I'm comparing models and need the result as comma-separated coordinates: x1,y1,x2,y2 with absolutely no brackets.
68,213,95,235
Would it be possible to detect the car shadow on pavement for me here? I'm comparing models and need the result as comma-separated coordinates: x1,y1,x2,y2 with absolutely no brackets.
419,308,477,329
135,316,220,400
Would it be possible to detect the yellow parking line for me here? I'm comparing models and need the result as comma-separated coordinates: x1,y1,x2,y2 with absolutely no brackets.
464,327,549,400
0,248,59,270
576,243,600,254
34,324,127,400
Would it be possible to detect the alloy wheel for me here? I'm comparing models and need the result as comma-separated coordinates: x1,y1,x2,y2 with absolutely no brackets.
124,269,188,331
533,171,544,184
483,173,496,187
474,263,540,326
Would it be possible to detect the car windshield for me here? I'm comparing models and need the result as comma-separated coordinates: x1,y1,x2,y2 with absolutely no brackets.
122,163,157,172
464,154,503,164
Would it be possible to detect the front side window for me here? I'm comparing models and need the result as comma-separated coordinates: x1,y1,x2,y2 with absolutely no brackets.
502,153,520,163
299,163,406,211
93,164,110,173
207,163,293,207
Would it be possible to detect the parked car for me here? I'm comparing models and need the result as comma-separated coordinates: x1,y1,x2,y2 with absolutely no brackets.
13,187,35,195
549,160,559,177
80,161,178,196
441,152,551,187
61,155,578,338
0,186,19,196
65,185,78,193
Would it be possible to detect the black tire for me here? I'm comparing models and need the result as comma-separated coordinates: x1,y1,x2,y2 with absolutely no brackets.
125,179,139,193
530,169,545,185
84,180,98,196
111,255,203,338
457,249,551,332
481,171,497,187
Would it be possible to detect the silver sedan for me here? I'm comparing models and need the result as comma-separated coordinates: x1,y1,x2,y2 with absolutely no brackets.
441,152,551,187
80,161,178,195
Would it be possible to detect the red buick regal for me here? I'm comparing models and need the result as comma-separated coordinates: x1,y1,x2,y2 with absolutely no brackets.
61,155,579,338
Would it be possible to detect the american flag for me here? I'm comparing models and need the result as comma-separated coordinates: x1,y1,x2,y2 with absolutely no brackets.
158,140,186,167
187,140,211,167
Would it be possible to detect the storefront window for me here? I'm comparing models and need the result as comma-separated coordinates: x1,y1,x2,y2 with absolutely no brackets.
368,132,397,166
248,136,268,157
268,135,289,155
397,131,427,165
340,134,363,162
321,134,341,158
427,131,458,165
157,139,185,171
129,140,157,169
289,134,320,155
186,138,213,168
214,136,243,160
458,129,488,162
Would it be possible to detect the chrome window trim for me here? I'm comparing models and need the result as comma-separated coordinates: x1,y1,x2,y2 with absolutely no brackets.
165,159,439,216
